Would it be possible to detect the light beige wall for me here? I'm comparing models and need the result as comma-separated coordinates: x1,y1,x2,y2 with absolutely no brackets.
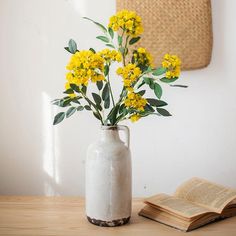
0,0,235,196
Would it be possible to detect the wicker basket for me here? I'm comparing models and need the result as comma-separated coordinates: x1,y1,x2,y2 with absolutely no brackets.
116,0,213,70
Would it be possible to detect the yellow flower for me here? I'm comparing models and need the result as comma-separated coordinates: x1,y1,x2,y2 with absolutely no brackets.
116,67,123,74
130,114,141,122
162,54,181,79
133,47,154,68
108,10,143,37
125,20,133,30
66,50,105,87
68,93,76,98
98,49,122,63
137,48,145,54
124,92,147,111
116,63,142,90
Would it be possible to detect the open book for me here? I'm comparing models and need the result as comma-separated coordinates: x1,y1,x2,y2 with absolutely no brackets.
139,177,236,232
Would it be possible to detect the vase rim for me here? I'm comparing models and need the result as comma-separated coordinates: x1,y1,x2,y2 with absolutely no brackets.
101,125,118,130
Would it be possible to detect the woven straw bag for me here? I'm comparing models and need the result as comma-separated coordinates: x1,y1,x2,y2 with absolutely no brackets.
117,0,213,70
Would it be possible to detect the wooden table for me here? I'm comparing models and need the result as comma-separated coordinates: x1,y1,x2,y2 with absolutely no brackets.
0,196,236,236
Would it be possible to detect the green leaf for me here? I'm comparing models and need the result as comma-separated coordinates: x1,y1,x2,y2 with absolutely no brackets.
104,64,109,76
66,107,77,118
102,82,110,109
96,36,109,43
122,108,129,116
144,77,155,89
150,81,155,89
146,66,153,73
64,47,72,54
147,98,168,107
139,111,161,117
118,35,122,46
138,64,148,73
143,77,152,85
70,84,80,93
53,99,71,107
137,80,145,89
84,105,92,111
144,104,155,112
170,84,188,88
156,108,172,116
97,104,103,111
152,67,166,76
160,77,178,83
119,103,125,114
68,39,77,54
52,99,61,106
60,98,71,107
71,97,81,104
104,95,110,109
129,37,141,45
105,44,115,49
53,112,65,125
77,106,84,111
65,46,79,54
96,81,103,90
108,105,120,125
108,27,114,39
93,112,101,121
81,85,87,94
137,90,146,96
102,83,109,101
92,93,102,105
154,83,162,99
83,17,107,32
89,48,96,53
63,89,74,94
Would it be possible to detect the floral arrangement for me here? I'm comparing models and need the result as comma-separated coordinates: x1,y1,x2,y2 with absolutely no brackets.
53,10,184,125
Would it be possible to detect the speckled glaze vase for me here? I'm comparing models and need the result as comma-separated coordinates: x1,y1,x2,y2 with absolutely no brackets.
86,125,131,227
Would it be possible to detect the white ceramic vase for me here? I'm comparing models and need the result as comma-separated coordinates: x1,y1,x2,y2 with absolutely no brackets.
86,125,132,226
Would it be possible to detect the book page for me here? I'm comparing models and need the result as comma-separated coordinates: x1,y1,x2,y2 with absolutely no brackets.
174,177,236,213
145,193,209,219
139,205,191,231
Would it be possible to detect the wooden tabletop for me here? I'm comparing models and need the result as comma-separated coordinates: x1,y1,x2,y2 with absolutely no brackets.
0,196,236,236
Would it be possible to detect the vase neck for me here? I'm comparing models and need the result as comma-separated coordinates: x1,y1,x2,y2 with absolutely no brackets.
100,126,121,143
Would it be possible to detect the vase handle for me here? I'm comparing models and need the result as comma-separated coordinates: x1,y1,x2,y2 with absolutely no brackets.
118,125,130,148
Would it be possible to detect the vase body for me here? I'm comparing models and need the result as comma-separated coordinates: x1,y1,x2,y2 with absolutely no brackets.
86,125,131,227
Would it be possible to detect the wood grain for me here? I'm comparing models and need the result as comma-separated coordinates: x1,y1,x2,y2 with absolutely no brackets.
0,196,236,236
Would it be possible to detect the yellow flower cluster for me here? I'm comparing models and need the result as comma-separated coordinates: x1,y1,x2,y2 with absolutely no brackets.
116,63,142,90
65,50,105,89
133,47,154,68
130,114,141,122
108,10,143,37
98,49,122,63
124,92,147,111
162,54,181,79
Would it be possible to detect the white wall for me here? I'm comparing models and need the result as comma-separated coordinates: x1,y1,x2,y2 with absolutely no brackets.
0,0,236,197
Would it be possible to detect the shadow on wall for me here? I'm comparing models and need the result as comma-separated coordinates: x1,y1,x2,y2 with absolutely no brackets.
41,0,105,195
40,0,88,196
42,92,61,195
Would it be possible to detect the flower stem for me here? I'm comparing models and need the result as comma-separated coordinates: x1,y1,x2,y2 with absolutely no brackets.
122,35,130,67
107,71,115,107
80,90,104,125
